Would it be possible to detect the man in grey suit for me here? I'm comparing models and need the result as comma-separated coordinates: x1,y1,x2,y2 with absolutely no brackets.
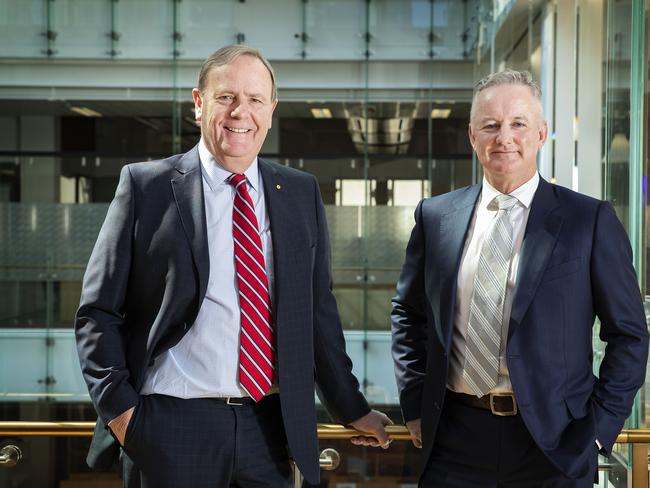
75,44,390,488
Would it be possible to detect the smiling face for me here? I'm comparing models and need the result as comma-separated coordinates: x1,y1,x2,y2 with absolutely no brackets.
468,83,548,193
192,54,277,173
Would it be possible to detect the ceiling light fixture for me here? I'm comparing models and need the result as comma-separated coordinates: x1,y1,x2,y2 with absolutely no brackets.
431,108,451,119
310,108,332,119
70,106,102,117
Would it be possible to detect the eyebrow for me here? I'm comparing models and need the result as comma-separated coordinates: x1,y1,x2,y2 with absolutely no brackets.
212,89,268,100
478,115,531,123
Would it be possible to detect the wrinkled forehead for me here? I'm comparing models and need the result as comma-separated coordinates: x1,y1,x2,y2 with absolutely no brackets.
471,84,543,123
206,55,270,81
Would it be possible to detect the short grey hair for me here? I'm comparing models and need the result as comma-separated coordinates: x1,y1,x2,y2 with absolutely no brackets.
197,44,277,102
470,69,543,120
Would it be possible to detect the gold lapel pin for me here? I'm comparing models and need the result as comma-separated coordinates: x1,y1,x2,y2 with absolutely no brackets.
276,184,281,190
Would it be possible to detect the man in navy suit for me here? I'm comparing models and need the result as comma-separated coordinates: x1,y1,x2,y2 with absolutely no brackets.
75,44,390,488
392,69,649,486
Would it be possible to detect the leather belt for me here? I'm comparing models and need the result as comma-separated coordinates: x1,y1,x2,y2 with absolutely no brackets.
214,393,278,406
214,397,256,406
446,389,518,416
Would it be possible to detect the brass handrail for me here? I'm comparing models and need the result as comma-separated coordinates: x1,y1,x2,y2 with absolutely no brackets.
318,424,413,440
1,422,648,486
0,422,95,436
1,421,649,443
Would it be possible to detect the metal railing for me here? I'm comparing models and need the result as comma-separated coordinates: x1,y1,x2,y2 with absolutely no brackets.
1,422,649,486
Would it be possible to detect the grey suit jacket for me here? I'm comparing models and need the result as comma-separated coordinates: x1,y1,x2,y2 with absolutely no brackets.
75,146,369,484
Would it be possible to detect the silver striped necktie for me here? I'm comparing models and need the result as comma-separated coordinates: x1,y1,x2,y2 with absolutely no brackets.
463,194,518,397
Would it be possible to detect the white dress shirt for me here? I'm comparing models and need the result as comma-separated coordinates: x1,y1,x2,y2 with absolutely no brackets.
448,172,539,395
140,139,274,398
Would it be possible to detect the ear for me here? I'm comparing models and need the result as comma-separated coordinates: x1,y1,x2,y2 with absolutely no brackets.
538,119,548,148
268,99,278,128
191,88,203,122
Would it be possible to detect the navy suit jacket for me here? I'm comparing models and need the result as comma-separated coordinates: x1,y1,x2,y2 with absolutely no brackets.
75,146,369,484
392,177,649,479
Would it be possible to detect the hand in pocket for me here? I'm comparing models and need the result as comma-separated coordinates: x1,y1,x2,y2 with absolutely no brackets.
108,406,136,447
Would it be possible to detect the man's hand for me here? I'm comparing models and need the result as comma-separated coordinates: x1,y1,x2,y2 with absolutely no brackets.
108,406,136,446
406,418,422,448
349,409,393,449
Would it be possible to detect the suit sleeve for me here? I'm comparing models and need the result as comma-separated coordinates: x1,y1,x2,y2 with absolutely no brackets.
391,201,429,423
75,165,140,425
311,176,370,424
591,201,649,452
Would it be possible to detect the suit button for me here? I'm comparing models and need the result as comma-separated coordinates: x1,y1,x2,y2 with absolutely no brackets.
433,401,440,410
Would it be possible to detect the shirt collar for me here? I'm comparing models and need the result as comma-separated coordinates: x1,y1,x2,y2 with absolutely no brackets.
198,137,259,193
480,172,540,210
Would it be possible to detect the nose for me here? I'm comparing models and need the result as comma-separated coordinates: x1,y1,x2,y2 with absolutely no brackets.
495,126,513,145
230,100,249,118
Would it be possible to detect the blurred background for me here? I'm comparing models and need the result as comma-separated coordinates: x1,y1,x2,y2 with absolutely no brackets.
0,0,648,486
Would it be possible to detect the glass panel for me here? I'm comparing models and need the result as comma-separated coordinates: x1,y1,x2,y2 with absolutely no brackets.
0,197,108,402
0,0,45,57
0,329,87,402
328,205,363,331
604,0,632,229
53,0,110,58
366,206,414,272
0,327,48,400
232,0,303,60
371,0,478,60
305,0,366,60
180,0,236,60
599,0,645,482
115,0,173,59
0,202,107,284
370,0,432,60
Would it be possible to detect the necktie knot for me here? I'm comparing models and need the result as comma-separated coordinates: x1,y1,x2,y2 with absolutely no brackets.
228,173,247,188
491,194,518,211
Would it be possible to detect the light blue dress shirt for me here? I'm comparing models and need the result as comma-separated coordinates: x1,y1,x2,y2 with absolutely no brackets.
140,139,274,398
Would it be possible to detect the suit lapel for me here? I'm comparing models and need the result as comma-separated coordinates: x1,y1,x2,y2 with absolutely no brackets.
509,178,562,332
171,146,210,301
258,159,288,323
438,185,482,349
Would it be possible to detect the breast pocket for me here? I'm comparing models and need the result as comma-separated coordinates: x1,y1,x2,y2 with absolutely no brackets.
540,257,582,283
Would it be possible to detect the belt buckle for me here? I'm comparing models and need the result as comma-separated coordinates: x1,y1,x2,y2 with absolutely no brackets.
225,397,246,406
489,393,517,416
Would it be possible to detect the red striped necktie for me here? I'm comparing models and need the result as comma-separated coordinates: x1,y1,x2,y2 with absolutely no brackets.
227,173,275,401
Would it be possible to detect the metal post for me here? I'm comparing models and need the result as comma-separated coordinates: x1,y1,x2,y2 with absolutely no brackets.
631,442,648,488
629,0,645,286
292,461,303,488
361,0,371,394
427,0,434,196
171,0,182,155
300,0,308,59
